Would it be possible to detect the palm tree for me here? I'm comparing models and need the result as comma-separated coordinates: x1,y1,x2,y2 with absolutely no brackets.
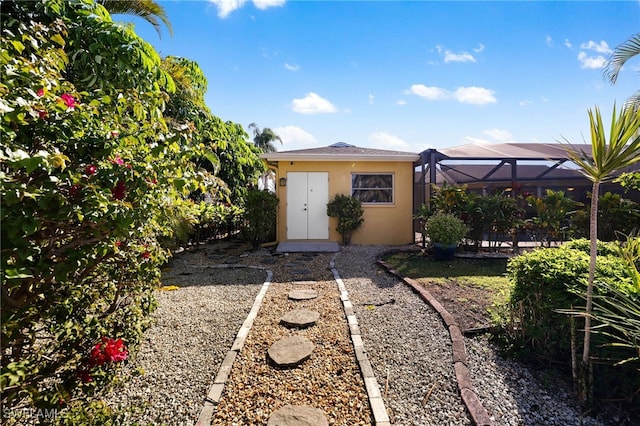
603,33,640,107
564,104,640,402
99,0,173,38
248,123,282,153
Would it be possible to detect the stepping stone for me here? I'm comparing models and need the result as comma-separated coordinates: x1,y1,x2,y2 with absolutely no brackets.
267,336,314,368
267,404,328,426
280,309,320,328
292,281,315,286
288,289,318,300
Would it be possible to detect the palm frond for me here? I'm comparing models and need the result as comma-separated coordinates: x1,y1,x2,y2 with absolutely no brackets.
100,0,173,38
603,33,640,84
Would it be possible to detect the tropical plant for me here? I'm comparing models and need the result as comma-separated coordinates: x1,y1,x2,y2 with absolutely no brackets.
326,194,364,245
248,122,282,153
99,0,173,38
563,104,640,402
526,189,579,246
424,212,469,246
603,33,640,107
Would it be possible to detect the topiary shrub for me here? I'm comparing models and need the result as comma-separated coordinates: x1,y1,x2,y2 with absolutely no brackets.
326,194,364,245
424,212,469,246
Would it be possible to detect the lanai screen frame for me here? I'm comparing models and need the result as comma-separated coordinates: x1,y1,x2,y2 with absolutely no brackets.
413,142,595,209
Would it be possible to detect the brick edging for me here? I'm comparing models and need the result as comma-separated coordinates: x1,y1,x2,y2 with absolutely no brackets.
376,251,494,426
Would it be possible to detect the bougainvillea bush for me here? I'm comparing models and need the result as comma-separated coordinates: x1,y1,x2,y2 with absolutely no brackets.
0,0,219,418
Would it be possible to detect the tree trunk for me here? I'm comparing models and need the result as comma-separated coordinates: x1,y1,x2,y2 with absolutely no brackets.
580,179,600,403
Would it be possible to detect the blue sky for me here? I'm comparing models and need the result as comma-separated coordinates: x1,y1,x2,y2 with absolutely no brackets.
122,1,640,153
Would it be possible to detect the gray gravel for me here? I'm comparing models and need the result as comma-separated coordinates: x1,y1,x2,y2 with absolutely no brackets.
104,244,618,425
103,260,265,425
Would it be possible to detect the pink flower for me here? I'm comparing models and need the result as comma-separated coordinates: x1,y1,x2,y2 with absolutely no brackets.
59,93,76,109
85,164,97,175
111,155,125,166
37,88,45,97
111,181,126,200
110,130,120,138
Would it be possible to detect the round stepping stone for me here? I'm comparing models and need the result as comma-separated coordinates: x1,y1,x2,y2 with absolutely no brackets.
280,309,320,328
267,336,314,367
267,404,328,426
288,289,317,300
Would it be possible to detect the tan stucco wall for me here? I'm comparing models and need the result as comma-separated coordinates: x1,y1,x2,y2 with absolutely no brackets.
272,160,414,245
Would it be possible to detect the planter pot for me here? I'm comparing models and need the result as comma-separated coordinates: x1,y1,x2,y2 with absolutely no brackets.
433,242,458,261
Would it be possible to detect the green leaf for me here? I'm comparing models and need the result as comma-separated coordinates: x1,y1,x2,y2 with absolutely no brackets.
11,40,25,54
4,268,33,279
50,33,66,47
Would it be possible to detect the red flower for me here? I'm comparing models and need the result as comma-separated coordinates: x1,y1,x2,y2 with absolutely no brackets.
69,184,81,198
59,93,76,109
103,338,128,363
78,369,93,383
85,164,97,175
141,251,151,259
89,343,107,366
38,110,48,119
115,241,122,248
110,130,120,138
37,88,45,97
111,181,126,200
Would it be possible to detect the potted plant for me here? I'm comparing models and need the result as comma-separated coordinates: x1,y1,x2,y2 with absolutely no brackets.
425,212,469,260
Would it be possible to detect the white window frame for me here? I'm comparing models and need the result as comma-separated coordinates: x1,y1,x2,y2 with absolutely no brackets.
351,173,394,205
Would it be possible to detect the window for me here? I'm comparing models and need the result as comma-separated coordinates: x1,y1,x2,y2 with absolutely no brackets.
351,173,394,204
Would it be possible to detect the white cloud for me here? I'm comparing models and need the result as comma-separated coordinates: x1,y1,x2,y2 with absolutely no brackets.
208,0,246,18
482,128,513,142
444,50,476,63
253,0,285,10
407,84,496,105
580,40,612,54
564,38,573,49
408,84,450,100
473,43,485,53
577,40,612,69
273,125,318,149
368,131,410,150
368,94,374,104
291,92,337,114
284,62,300,71
396,99,406,106
578,51,607,69
454,86,497,104
208,0,284,18
546,35,553,47
519,99,533,107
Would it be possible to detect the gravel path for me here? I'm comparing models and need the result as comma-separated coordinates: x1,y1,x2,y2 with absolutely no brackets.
104,243,615,425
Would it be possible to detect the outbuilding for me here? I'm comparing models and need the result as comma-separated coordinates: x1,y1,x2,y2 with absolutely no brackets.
261,142,419,245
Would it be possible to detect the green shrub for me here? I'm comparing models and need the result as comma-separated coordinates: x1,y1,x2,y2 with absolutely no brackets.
242,189,278,249
0,0,202,414
504,242,639,402
425,212,468,245
326,194,364,245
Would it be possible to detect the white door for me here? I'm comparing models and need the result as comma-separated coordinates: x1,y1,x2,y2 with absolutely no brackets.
287,172,329,240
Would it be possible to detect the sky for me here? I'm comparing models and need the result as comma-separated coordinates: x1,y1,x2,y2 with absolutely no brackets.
121,1,640,154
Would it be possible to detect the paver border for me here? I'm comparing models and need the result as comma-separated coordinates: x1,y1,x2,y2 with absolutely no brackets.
376,248,494,426
330,254,391,426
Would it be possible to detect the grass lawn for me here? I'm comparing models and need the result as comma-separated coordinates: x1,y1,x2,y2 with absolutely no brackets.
382,251,513,328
